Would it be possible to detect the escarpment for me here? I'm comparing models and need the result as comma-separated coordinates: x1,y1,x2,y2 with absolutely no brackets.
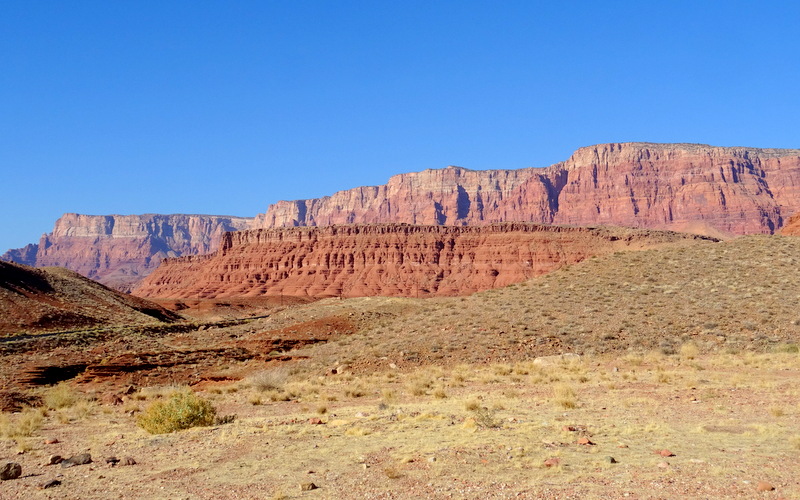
6,143,800,291
133,223,716,299
255,143,800,236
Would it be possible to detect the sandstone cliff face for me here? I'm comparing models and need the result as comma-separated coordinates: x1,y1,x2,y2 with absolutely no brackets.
133,223,714,299
255,143,800,236
2,214,255,292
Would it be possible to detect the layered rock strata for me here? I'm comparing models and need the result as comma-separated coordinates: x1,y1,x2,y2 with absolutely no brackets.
255,143,800,236
6,143,800,292
133,223,715,299
2,214,254,292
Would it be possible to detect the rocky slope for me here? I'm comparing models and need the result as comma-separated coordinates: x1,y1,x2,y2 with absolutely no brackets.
0,260,180,335
2,214,254,292
133,223,715,299
256,143,800,236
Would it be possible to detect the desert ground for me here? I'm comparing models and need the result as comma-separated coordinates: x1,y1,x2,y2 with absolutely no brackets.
1,235,799,499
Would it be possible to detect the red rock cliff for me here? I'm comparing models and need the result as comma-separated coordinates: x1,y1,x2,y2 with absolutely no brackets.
255,143,800,236
2,214,255,292
133,223,714,299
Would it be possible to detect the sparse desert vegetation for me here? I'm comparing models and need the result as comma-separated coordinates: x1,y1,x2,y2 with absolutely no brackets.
1,235,800,497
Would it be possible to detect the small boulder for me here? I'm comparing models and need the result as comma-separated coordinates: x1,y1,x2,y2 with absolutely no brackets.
61,453,92,468
757,481,775,492
105,456,120,466
605,456,617,464
543,457,561,468
0,462,22,480
657,449,675,457
120,457,137,466
300,482,318,491
101,394,123,406
44,438,59,445
577,437,594,445
39,479,61,489
47,455,64,465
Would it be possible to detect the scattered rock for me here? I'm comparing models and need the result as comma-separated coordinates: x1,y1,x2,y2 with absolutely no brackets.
300,482,318,491
123,385,137,395
101,394,123,406
120,457,137,466
577,437,594,445
105,456,120,466
757,481,775,492
44,438,59,445
47,455,64,465
39,479,61,489
61,453,92,468
543,458,561,468
657,449,675,457
606,456,617,464
0,462,22,480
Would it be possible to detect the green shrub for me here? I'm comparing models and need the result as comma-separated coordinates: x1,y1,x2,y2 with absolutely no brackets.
137,391,216,434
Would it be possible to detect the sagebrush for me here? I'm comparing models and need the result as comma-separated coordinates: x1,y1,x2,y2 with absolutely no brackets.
137,391,216,434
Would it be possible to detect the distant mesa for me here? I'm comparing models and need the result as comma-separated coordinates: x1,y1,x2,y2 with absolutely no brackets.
4,142,800,291
254,142,800,235
132,223,716,300
0,260,180,335
2,214,255,292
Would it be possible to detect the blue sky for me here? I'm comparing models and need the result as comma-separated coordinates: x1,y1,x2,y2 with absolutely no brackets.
2,1,799,251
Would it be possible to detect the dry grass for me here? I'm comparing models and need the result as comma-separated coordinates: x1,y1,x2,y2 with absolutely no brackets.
552,383,577,409
0,408,44,438
43,382,79,410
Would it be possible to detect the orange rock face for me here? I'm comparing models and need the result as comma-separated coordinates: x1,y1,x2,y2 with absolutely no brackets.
779,213,800,235
256,143,800,236
3,214,254,292
133,223,714,299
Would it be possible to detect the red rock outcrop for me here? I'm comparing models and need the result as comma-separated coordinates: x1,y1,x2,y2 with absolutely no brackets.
255,143,800,236
2,214,254,292
779,213,800,235
133,223,715,299
0,260,180,335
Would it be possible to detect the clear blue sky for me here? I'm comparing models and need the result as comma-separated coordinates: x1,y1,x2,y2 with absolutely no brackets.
2,1,799,251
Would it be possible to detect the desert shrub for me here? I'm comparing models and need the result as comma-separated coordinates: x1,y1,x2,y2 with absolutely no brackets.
0,408,44,438
774,343,799,354
679,342,700,359
137,391,216,434
552,383,577,409
44,383,78,409
249,369,289,392
471,406,501,429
